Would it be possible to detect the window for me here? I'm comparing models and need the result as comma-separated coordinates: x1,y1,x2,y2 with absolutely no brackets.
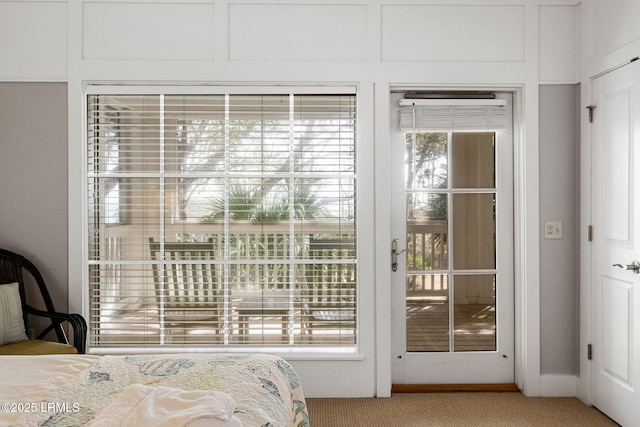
86,88,357,351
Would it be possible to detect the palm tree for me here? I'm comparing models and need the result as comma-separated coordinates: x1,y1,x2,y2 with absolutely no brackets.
200,183,327,223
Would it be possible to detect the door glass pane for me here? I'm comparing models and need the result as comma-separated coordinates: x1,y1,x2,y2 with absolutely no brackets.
406,274,449,352
452,193,496,270
453,275,496,352
407,193,448,270
407,193,448,223
451,133,495,189
405,132,448,190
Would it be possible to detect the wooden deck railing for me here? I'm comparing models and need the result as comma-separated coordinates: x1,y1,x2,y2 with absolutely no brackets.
406,221,448,296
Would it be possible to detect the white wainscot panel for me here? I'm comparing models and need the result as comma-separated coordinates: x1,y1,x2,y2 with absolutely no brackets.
381,5,524,63
83,2,215,61
228,4,367,62
539,6,578,83
0,2,67,80
589,0,640,64
602,91,631,243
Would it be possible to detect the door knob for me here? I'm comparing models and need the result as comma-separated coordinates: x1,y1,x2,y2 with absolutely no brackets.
613,261,640,274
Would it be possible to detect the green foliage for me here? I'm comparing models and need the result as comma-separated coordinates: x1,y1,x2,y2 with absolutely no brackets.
406,252,425,270
405,132,448,223
406,132,448,189
427,186,448,222
200,185,258,222
200,184,326,223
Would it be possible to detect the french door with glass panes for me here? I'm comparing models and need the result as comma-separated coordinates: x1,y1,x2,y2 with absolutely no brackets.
390,92,514,384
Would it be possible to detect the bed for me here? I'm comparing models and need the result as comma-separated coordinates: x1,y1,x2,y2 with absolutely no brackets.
0,353,309,427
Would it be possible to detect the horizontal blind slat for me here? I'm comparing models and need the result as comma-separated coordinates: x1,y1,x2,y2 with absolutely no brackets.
399,103,507,132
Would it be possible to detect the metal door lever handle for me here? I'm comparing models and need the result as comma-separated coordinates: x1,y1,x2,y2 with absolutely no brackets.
613,261,640,274
391,239,406,272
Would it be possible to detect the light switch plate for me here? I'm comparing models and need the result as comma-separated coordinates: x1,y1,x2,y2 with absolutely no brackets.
544,220,563,239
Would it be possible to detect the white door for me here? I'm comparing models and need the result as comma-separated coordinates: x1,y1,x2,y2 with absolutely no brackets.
390,92,515,384
591,60,640,426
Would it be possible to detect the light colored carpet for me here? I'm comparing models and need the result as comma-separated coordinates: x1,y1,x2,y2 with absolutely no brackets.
306,393,619,426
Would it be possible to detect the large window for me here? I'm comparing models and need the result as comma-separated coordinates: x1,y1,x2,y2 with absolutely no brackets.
86,88,357,351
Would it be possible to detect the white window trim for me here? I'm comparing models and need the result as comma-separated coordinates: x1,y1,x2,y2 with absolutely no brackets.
78,84,366,360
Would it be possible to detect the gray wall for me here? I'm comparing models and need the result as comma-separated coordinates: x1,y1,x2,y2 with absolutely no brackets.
0,82,69,312
539,84,580,375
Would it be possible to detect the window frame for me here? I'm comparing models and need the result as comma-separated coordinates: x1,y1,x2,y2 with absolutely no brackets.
83,84,360,355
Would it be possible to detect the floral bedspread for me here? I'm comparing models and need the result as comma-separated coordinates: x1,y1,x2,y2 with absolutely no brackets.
13,353,309,427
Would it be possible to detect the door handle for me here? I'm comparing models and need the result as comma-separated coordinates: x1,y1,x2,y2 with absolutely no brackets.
392,239,406,272
613,261,640,274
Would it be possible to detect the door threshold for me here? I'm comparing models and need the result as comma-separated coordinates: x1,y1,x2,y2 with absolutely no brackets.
392,384,520,393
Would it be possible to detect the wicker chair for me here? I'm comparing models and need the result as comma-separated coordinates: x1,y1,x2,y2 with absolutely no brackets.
0,248,87,354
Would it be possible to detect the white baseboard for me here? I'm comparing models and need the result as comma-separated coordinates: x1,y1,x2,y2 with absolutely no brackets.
539,374,578,397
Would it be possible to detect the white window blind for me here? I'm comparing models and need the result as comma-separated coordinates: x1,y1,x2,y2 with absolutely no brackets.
399,99,508,132
87,90,357,350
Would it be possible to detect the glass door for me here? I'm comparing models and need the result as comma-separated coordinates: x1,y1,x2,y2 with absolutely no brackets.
391,92,514,384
